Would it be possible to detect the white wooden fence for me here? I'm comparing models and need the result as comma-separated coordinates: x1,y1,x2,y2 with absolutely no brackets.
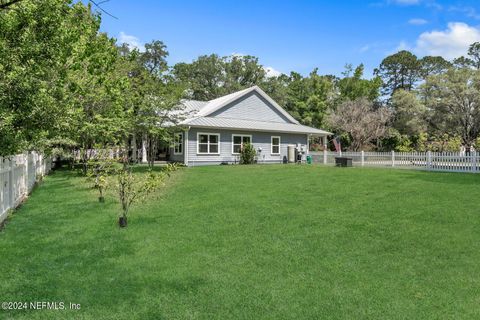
0,152,52,224
310,150,480,173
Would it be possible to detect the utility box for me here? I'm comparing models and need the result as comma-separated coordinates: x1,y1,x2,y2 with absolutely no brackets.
335,157,352,167
287,145,296,163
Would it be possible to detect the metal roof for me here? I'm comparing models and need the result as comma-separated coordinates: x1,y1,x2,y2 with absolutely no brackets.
181,117,331,135
178,86,331,135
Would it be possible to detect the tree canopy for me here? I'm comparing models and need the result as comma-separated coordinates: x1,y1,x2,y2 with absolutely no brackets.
3,0,480,155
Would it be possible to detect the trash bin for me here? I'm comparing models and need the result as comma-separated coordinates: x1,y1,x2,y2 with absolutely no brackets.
335,157,353,167
306,155,312,164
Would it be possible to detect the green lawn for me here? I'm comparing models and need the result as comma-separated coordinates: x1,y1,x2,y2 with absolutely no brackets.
1,165,480,319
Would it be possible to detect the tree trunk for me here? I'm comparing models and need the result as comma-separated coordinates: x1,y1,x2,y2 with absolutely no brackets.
141,134,148,164
131,133,137,163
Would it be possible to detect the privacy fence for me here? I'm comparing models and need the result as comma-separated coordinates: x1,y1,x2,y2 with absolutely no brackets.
310,150,480,173
0,153,52,224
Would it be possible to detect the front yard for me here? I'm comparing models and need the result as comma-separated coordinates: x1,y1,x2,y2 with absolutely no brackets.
1,165,480,319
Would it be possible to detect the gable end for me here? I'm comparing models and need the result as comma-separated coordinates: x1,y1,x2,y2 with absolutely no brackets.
209,91,294,124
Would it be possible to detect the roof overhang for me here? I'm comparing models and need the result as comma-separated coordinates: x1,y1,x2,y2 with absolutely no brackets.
179,117,332,136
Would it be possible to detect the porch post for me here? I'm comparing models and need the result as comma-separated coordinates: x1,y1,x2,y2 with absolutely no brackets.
184,128,189,166
323,135,327,165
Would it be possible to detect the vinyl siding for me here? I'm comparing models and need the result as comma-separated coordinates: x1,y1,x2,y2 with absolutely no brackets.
169,150,184,163
186,128,307,166
209,91,293,124
169,132,185,163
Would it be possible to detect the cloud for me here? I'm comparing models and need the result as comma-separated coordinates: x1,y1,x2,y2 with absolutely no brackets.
396,40,412,51
118,31,144,51
377,0,441,9
359,45,371,53
390,0,420,5
449,6,480,20
231,52,246,57
413,22,480,59
408,18,428,25
264,66,282,78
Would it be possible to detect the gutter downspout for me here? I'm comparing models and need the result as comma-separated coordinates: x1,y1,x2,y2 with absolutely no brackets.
306,134,310,155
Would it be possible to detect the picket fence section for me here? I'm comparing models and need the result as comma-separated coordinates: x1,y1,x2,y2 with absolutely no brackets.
0,152,52,224
310,150,480,173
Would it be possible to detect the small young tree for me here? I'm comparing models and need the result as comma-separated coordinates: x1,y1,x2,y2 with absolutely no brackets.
240,143,256,164
114,167,162,227
113,162,181,228
86,148,117,202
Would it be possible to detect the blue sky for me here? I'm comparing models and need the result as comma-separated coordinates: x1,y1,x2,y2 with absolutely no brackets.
94,0,480,77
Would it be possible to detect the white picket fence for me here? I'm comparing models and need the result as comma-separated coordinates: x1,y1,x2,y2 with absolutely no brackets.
310,150,480,173
0,152,52,224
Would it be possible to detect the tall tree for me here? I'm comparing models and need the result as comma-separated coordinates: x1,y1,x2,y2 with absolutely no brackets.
337,64,382,102
284,69,334,128
140,40,169,77
467,42,480,69
0,0,122,156
173,54,268,101
173,54,226,100
424,68,480,148
419,56,451,78
391,89,426,136
224,55,266,92
374,50,421,96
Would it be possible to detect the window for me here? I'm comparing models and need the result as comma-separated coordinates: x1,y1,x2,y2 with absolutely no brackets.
232,134,252,154
271,136,280,154
197,133,220,154
174,133,183,155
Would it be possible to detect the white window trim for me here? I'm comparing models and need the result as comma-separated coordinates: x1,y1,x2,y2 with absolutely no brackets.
174,132,183,155
271,136,281,155
231,134,253,154
197,132,220,155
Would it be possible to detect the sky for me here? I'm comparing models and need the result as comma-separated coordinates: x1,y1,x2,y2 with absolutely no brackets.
93,0,480,78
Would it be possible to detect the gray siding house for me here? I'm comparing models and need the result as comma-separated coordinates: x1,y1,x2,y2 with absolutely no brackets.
169,86,331,166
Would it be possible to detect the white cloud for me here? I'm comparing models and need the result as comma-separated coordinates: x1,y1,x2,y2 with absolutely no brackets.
359,45,371,53
414,22,480,59
396,40,412,51
449,6,480,20
389,0,420,5
231,52,246,57
118,31,144,51
408,18,428,25
264,66,282,78
382,0,442,9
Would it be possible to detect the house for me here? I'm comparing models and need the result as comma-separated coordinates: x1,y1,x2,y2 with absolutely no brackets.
168,86,331,166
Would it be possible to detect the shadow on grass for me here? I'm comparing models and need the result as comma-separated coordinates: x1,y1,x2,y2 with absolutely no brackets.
401,169,480,186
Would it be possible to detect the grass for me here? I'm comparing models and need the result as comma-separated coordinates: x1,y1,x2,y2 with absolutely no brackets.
1,165,480,319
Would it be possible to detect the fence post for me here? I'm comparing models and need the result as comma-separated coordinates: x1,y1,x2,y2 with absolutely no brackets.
427,151,432,171
8,158,14,210
472,152,477,173
361,151,365,166
323,149,327,165
391,150,395,167
23,153,28,196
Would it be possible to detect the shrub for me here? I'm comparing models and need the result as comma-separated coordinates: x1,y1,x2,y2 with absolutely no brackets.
240,143,256,164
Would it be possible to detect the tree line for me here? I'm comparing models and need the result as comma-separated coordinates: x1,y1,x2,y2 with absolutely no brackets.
2,0,480,159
